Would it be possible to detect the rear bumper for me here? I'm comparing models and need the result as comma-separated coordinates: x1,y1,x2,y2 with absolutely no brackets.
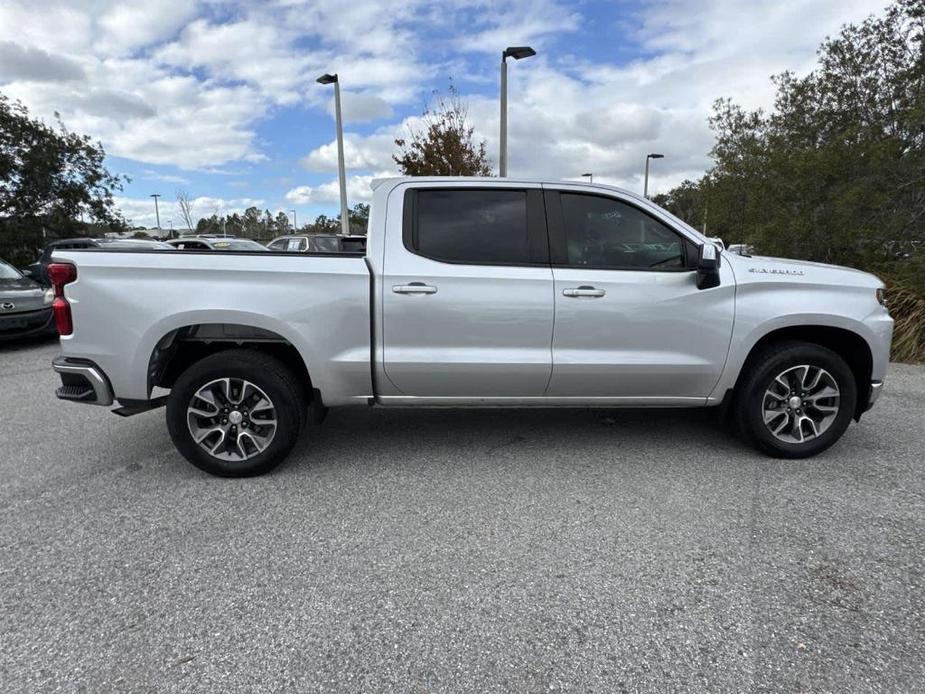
52,356,114,406
0,307,54,341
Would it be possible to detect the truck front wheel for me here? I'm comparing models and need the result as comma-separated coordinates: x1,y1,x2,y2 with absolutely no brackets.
166,349,305,477
735,341,857,458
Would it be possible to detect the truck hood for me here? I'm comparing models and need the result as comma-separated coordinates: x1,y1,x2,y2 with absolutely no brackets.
724,252,883,289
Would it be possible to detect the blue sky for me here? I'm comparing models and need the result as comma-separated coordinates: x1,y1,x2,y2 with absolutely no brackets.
0,0,887,229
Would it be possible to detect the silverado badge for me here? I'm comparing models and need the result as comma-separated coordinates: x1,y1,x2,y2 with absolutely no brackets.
748,267,805,276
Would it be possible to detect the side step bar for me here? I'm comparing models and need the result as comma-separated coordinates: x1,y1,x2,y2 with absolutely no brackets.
112,396,168,418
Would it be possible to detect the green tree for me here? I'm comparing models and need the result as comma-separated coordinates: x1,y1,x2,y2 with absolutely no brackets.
657,0,924,274
1,93,126,264
655,0,925,360
345,202,369,235
309,214,340,234
274,211,291,235
393,85,493,176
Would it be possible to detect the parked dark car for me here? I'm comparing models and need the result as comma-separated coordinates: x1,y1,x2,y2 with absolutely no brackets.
23,237,175,285
266,234,367,253
0,257,56,341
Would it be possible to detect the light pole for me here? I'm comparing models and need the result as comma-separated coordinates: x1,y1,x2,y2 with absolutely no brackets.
499,46,536,177
581,173,593,184
643,153,664,198
317,73,350,236
290,209,297,231
150,193,161,231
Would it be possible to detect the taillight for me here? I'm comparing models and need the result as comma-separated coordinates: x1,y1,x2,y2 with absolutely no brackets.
47,262,77,336
52,297,73,335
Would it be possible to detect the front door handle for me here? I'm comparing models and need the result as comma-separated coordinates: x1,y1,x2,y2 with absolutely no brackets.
563,285,605,298
393,282,437,295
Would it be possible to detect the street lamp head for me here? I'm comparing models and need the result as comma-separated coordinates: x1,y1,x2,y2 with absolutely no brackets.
647,153,665,160
316,73,338,85
581,173,593,178
503,46,536,60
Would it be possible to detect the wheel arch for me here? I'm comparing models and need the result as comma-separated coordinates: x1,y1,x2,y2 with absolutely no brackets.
146,322,317,407
731,324,873,419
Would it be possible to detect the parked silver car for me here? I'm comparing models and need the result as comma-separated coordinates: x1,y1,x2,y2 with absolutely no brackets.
167,237,269,252
0,257,55,340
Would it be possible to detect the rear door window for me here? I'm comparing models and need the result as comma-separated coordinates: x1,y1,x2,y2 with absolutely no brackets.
409,189,534,264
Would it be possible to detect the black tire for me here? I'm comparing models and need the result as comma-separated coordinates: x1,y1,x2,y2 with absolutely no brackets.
734,341,857,458
166,349,305,477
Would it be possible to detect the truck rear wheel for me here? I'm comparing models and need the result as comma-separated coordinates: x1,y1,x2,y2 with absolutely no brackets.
735,341,857,458
166,349,305,477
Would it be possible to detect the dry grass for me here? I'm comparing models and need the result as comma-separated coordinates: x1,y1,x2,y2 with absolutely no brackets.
886,282,925,363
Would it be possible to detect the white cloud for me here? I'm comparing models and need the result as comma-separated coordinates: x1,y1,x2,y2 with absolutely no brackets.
0,0,441,168
153,17,321,105
97,0,199,55
285,173,387,205
336,92,394,122
300,132,397,173
1,0,888,199
454,0,581,53
142,170,191,185
0,3,92,55
296,0,887,198
0,41,85,82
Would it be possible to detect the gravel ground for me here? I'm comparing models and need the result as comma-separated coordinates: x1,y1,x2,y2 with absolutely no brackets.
1,337,923,693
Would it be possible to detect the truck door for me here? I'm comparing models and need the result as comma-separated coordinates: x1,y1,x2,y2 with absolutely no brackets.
543,187,735,401
381,183,554,398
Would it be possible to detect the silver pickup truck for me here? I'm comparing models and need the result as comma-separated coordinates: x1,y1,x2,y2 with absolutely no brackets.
49,177,893,476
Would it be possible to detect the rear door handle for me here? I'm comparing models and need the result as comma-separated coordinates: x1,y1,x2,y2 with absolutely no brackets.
563,286,606,298
392,282,437,295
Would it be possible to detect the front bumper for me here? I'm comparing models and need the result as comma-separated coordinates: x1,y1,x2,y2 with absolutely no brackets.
0,307,54,341
52,356,114,406
864,381,883,412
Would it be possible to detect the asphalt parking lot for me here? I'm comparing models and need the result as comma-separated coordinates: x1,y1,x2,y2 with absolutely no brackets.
1,338,923,693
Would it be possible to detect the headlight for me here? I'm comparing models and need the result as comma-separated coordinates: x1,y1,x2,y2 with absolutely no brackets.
876,288,887,307
43,288,54,305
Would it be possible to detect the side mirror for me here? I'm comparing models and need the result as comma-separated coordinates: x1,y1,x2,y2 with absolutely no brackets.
696,243,721,290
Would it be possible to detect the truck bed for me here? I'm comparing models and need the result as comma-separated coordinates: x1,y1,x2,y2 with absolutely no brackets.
54,249,373,406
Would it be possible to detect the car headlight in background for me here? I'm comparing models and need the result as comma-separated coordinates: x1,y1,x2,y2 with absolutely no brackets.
44,288,54,306
876,288,887,307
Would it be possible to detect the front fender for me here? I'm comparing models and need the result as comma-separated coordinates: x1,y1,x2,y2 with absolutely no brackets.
709,279,891,400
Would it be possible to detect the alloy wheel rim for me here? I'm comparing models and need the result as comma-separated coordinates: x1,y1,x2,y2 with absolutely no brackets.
187,378,277,461
762,364,840,444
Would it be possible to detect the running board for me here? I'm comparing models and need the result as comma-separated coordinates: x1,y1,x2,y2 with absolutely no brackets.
111,396,169,418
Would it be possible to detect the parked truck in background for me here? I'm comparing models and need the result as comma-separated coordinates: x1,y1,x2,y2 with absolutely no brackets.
47,177,893,476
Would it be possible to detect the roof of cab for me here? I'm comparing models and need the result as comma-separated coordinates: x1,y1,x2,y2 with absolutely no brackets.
370,175,638,199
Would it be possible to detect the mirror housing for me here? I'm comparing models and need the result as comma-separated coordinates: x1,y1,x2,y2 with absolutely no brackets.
696,243,721,290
